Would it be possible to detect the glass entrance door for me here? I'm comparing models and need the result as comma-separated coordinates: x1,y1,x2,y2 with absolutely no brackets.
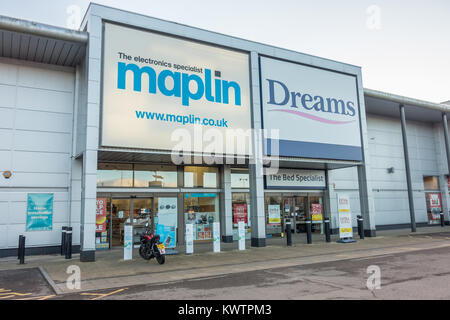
131,198,154,246
110,198,131,247
108,198,154,248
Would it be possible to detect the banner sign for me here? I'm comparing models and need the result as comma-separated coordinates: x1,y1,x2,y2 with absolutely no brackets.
266,169,326,189
124,224,133,260
213,222,220,253
26,193,53,231
156,198,178,248
96,198,109,249
185,223,194,254
102,22,252,155
268,205,281,224
337,194,353,238
428,193,442,220
233,203,248,224
260,56,362,161
311,203,323,221
238,221,245,250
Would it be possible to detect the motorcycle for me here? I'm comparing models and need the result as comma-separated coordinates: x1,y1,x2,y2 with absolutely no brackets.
138,223,166,264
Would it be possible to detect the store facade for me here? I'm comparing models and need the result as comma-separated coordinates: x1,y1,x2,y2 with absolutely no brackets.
1,4,450,259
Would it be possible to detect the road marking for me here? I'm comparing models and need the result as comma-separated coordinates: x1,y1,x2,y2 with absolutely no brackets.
80,288,128,300
15,295,56,300
0,290,32,299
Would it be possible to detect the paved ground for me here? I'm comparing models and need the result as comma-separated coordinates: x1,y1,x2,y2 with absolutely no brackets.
56,246,450,300
0,226,449,300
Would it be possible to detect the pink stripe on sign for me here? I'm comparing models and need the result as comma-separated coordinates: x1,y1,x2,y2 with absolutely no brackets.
269,109,356,125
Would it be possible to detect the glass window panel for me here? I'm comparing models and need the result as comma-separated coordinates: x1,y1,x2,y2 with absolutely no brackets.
134,164,177,188
231,169,250,188
97,163,133,187
184,166,219,188
423,176,439,190
184,194,219,240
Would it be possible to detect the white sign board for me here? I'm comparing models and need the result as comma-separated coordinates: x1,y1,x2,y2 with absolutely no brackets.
260,56,362,161
337,194,353,239
268,205,281,224
123,224,133,260
185,223,194,255
157,197,177,248
238,221,245,250
102,23,252,155
266,169,326,189
212,222,220,253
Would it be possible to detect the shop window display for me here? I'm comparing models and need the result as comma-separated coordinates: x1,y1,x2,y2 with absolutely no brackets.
184,193,219,240
232,193,251,240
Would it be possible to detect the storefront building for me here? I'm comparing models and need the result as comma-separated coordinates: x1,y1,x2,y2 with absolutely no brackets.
0,4,449,260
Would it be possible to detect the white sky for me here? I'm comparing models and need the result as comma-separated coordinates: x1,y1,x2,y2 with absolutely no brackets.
1,0,449,103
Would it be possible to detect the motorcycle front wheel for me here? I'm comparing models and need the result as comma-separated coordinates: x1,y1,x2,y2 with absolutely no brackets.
156,254,165,265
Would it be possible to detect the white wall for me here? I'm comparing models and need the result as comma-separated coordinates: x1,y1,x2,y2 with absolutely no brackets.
367,114,441,226
0,58,79,250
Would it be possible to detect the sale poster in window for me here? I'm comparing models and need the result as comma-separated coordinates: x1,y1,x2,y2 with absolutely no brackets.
233,203,248,225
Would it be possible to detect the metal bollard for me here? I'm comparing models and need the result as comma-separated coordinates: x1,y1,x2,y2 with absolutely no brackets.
19,235,25,264
61,226,67,256
65,227,72,259
440,213,445,227
18,235,23,259
357,215,365,239
324,218,331,243
306,219,312,244
286,220,292,246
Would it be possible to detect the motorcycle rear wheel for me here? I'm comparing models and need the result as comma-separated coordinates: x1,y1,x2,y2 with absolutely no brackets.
139,245,152,260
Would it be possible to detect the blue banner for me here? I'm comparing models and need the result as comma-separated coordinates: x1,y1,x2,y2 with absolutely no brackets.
26,193,54,231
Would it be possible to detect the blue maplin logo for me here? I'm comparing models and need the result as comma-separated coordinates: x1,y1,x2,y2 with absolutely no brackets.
266,79,357,125
117,62,242,107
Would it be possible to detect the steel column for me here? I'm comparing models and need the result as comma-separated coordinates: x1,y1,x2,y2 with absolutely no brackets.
399,104,416,232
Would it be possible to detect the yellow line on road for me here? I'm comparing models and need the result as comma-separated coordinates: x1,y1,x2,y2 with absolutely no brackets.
80,288,128,300
15,295,56,300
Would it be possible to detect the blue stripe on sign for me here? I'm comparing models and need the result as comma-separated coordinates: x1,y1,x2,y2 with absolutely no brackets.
265,139,363,161
189,193,217,198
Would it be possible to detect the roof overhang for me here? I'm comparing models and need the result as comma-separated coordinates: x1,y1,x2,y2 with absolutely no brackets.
0,15,88,67
364,88,449,122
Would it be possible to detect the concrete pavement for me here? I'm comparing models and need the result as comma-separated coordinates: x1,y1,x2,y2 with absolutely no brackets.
0,226,449,296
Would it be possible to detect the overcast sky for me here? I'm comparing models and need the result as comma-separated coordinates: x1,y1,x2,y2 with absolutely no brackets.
1,0,449,103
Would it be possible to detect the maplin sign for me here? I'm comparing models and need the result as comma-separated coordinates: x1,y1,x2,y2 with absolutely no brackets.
101,23,252,154
260,56,363,161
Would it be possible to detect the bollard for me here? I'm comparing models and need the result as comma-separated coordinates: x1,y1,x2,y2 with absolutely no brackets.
18,235,23,259
19,235,25,264
65,227,72,259
357,215,365,239
285,220,292,246
61,226,67,256
324,218,331,243
440,213,445,227
306,219,312,244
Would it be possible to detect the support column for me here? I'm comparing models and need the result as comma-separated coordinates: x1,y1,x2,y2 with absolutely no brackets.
80,150,98,261
357,165,376,236
441,112,450,223
400,104,416,232
220,165,233,242
249,51,266,247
